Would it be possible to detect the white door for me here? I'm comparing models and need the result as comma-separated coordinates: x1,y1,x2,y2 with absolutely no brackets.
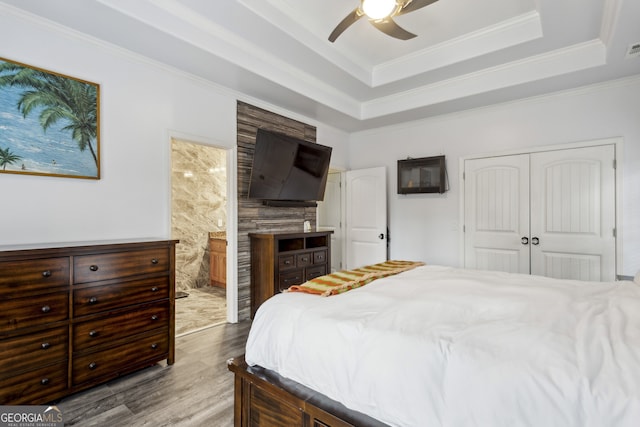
464,144,616,281
464,154,530,274
530,145,616,281
345,167,387,269
317,172,343,272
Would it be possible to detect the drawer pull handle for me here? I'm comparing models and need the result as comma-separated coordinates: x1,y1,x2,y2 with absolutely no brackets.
89,265,99,271
41,378,50,386
151,315,159,321
88,362,97,370
284,260,291,264
41,342,51,350
151,343,158,350
89,330,99,338
42,270,52,278
151,258,159,264
151,286,159,292
88,297,98,305
41,305,51,313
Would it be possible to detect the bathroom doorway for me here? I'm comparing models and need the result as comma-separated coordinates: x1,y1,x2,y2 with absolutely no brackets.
171,138,228,336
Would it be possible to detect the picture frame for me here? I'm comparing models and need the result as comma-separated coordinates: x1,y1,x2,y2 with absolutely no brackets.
0,56,100,179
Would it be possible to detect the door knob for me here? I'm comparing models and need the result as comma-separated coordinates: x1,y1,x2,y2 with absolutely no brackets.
531,237,540,245
378,233,385,240
521,237,529,245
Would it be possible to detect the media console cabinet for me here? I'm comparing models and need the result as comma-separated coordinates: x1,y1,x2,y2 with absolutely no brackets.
0,238,178,404
249,231,332,317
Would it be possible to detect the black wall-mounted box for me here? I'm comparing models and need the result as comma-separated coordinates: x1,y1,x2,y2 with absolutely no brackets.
397,155,446,194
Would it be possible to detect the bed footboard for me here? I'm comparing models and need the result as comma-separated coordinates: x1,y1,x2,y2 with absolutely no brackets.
227,356,388,427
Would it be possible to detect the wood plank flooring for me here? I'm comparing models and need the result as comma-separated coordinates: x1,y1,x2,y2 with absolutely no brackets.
57,321,252,426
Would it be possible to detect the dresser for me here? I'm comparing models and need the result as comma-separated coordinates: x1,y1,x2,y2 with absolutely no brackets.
249,231,332,317
0,239,178,405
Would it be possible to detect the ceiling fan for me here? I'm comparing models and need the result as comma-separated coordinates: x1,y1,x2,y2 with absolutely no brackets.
328,0,439,43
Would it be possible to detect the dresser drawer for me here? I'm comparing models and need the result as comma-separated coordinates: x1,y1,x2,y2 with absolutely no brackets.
0,326,68,377
296,252,313,267
73,276,169,317
0,292,69,333
72,329,168,385
0,361,67,405
278,269,304,292
73,302,169,352
74,247,170,283
305,265,326,281
0,257,69,297
313,250,327,265
278,255,296,270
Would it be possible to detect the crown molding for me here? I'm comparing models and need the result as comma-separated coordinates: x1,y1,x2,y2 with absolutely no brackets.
600,0,623,46
353,74,640,136
362,39,606,119
239,0,373,86
372,11,543,86
96,0,362,118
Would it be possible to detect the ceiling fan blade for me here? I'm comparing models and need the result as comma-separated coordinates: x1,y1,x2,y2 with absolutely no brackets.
371,18,417,40
398,0,439,15
328,8,363,42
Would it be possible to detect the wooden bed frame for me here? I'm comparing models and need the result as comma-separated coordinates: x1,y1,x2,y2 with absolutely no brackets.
227,356,389,427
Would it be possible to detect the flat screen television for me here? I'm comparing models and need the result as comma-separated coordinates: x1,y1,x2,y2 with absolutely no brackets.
248,129,332,206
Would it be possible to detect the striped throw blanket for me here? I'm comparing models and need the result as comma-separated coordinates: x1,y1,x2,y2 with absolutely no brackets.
286,260,425,296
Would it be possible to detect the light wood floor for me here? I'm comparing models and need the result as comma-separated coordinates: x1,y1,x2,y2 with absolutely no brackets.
57,321,252,426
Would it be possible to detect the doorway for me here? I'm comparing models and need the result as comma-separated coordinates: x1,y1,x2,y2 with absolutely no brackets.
318,167,389,271
317,171,344,272
345,166,388,269
171,138,228,335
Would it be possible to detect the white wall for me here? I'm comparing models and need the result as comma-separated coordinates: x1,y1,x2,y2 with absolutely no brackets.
318,126,350,171
0,9,348,246
348,77,640,276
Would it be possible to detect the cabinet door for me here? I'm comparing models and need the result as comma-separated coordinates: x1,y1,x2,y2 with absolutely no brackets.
464,154,530,274
209,240,227,287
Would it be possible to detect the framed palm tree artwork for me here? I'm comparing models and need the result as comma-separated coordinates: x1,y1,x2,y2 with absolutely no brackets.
0,57,100,179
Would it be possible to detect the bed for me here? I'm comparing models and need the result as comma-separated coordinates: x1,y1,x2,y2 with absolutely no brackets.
228,264,640,427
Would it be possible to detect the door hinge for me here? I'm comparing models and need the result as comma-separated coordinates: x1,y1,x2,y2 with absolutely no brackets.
463,225,466,232
463,172,465,180
613,228,617,238
613,159,617,170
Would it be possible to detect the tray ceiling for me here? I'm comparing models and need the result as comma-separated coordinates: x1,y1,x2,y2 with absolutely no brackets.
2,0,639,131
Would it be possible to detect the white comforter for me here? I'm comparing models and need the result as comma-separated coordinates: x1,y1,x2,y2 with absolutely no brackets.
245,265,640,427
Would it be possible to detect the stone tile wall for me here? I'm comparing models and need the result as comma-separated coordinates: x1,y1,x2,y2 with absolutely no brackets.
171,139,227,291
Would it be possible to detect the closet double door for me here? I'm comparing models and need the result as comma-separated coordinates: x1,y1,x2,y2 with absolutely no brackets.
464,144,616,281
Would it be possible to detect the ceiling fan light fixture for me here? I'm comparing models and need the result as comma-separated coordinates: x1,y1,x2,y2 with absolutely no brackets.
361,0,398,20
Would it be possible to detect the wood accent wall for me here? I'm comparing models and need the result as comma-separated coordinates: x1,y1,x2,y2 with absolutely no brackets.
236,101,318,320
